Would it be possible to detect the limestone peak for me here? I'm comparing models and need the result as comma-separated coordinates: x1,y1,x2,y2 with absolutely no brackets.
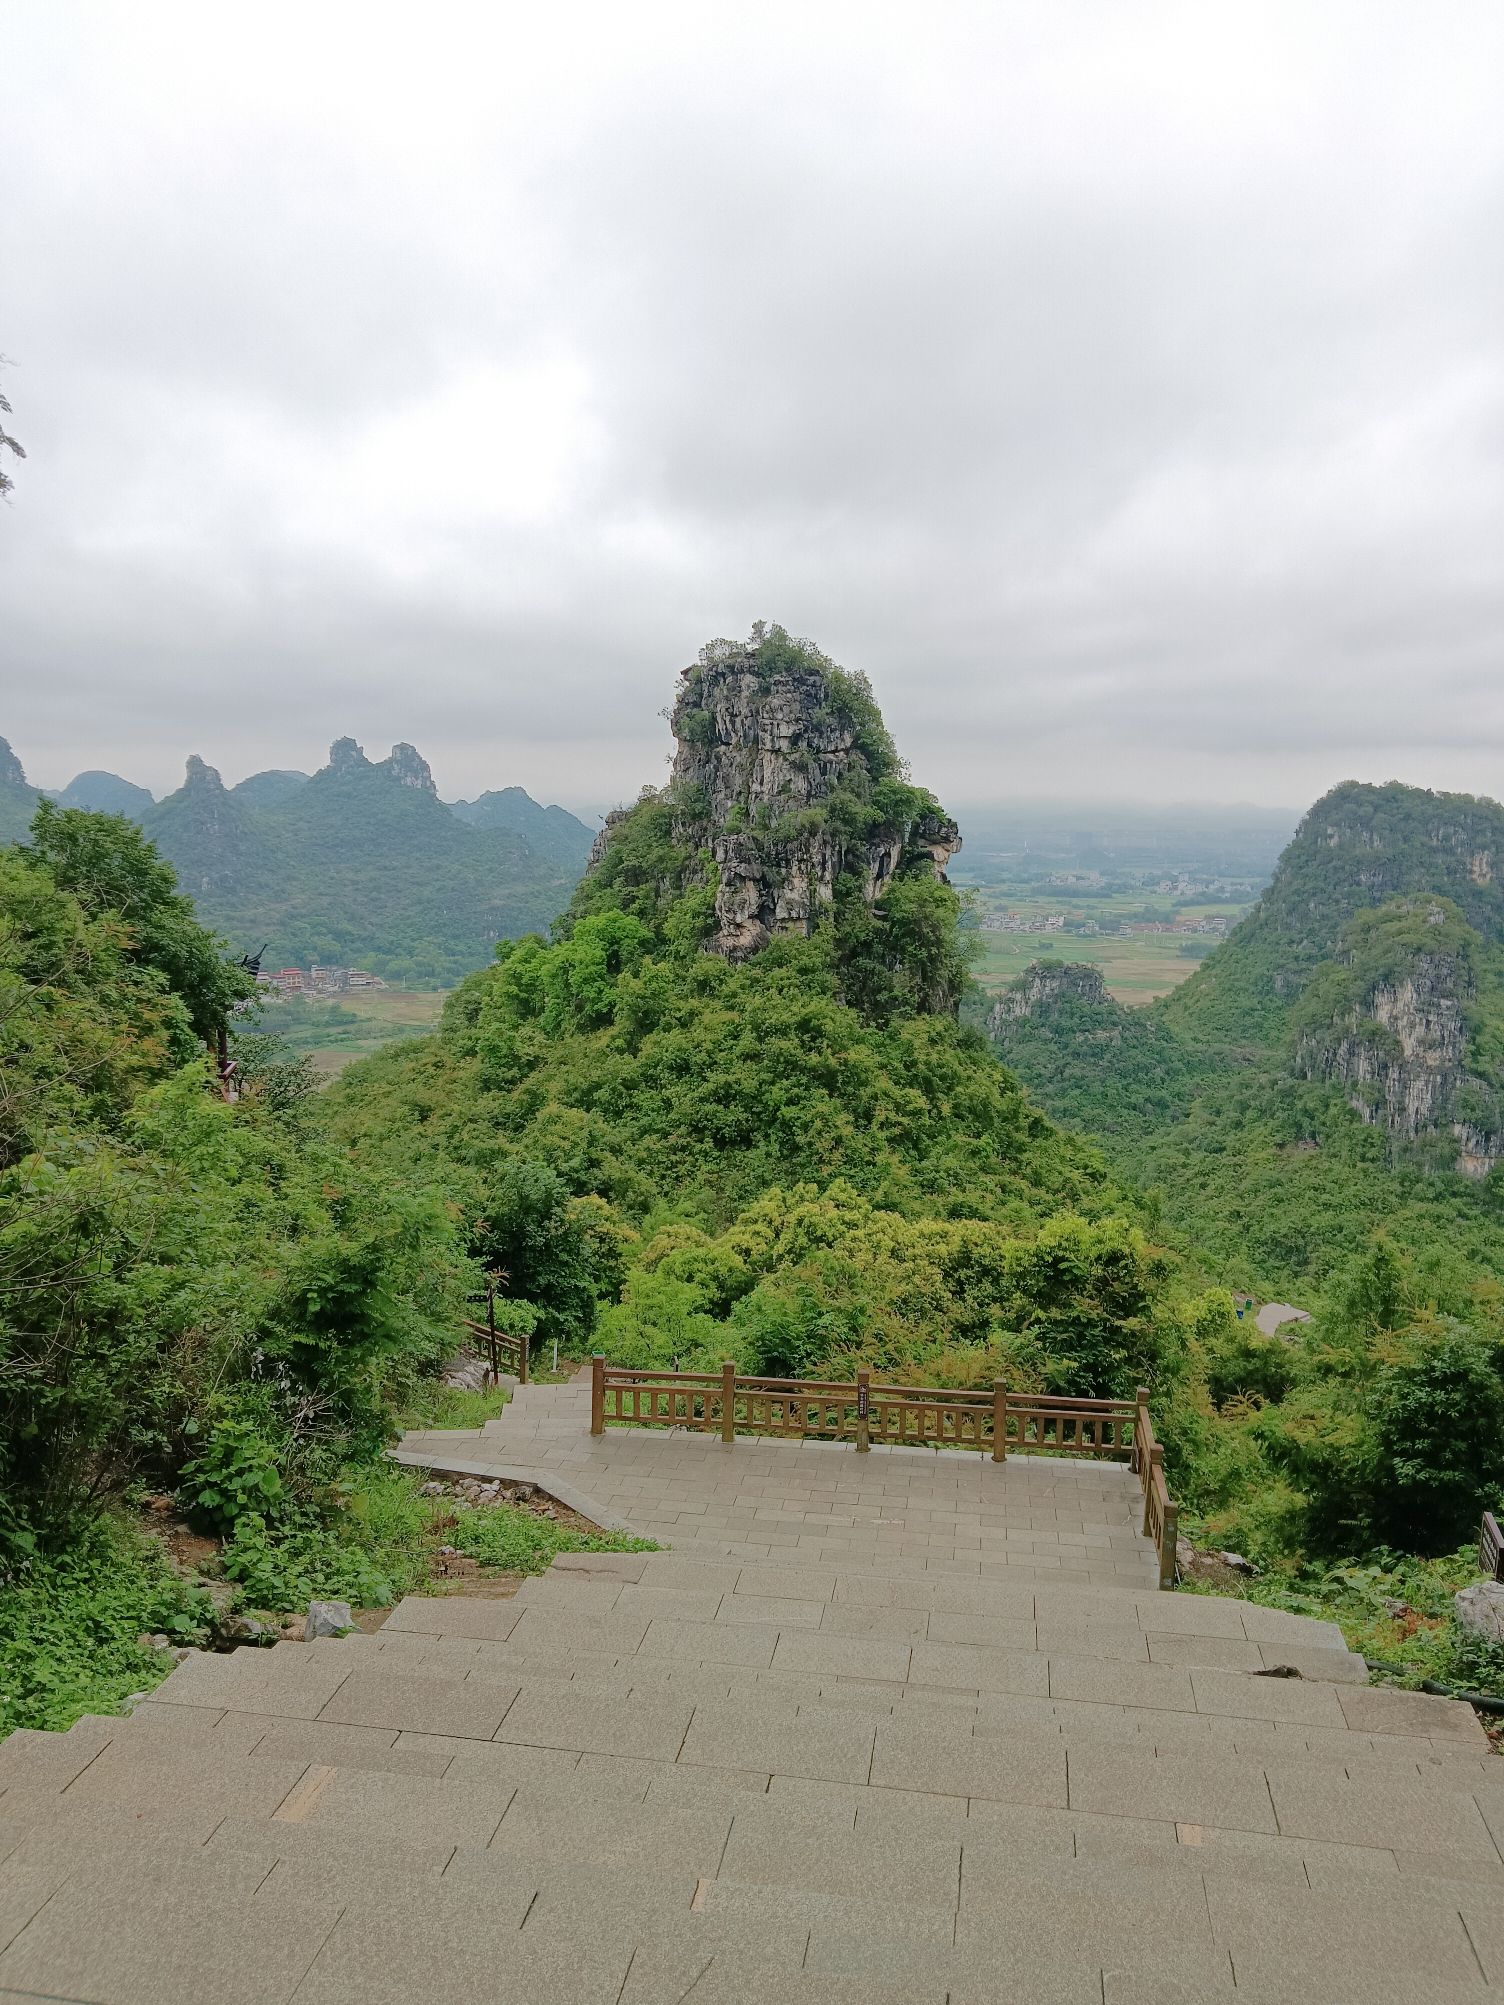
326,736,371,774
377,742,437,794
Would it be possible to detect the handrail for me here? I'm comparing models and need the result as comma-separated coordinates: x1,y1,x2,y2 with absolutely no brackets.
1134,1386,1178,1592
462,1313,528,1386
591,1361,1131,1452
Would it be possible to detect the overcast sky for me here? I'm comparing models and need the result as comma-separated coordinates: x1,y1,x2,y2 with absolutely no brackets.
3,2,1501,819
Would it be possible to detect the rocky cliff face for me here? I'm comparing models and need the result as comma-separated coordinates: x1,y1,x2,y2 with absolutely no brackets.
377,743,437,793
989,961,1111,1028
663,643,958,962
0,738,27,788
1292,910,1504,1176
322,738,437,794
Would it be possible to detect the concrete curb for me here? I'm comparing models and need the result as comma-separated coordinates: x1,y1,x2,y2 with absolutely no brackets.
385,1448,641,1536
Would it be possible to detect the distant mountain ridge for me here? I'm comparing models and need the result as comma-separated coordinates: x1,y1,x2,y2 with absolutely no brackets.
449,786,595,873
49,770,155,817
0,734,596,986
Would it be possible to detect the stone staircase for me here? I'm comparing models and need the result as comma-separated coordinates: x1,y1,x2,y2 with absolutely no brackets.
2,1534,1503,2003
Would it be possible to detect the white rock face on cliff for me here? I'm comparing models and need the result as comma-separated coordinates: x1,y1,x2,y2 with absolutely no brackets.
377,742,438,794
1294,927,1504,1176
664,640,959,963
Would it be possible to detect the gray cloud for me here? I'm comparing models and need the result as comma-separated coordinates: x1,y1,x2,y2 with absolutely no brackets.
2,1,1501,817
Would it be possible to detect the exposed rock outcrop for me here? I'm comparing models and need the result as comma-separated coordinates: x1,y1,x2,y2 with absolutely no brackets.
662,638,958,964
0,737,28,788
1292,903,1504,1176
322,738,437,794
989,961,1111,1029
326,736,370,775
377,742,437,794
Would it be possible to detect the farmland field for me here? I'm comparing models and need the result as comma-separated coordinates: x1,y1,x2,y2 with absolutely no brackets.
252,987,446,1076
966,888,1257,1004
974,926,1213,1003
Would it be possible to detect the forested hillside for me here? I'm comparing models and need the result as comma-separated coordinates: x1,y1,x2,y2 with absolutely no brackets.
326,627,1201,1398
140,737,582,983
0,739,38,842
989,781,1504,1288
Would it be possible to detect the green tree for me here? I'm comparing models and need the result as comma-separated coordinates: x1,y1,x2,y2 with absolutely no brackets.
25,801,251,1040
1369,1327,1504,1550
471,1160,608,1351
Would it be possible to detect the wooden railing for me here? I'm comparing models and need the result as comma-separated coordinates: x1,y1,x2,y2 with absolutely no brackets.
464,1310,528,1385
1134,1389,1178,1592
588,1359,1181,1589
1481,1511,1503,1583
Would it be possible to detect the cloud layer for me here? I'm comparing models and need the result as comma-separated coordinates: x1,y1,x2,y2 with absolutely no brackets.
3,1,1502,815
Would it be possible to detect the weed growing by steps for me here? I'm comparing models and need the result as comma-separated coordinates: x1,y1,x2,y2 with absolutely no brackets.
0,1522,214,1735
221,1464,448,1611
447,1503,654,1576
397,1383,514,1431
1182,1544,1504,1696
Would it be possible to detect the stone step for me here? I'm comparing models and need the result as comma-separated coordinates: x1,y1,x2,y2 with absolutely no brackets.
27,1671,1490,1811
405,1549,1362,1647
5,1800,1504,2005
110,1655,1498,1852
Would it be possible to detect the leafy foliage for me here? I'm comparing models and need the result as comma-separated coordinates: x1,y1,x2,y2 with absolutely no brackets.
0,1521,214,1735
1,807,473,1540
181,1416,287,1534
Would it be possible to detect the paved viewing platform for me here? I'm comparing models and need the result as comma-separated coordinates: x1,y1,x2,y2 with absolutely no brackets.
1,1376,1501,2002
394,1374,1163,1590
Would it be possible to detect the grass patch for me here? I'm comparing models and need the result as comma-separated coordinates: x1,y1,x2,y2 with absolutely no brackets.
0,1521,215,1736
1,1468,658,1739
222,1464,446,1613
223,1464,657,1607
398,1383,513,1430
448,1504,655,1577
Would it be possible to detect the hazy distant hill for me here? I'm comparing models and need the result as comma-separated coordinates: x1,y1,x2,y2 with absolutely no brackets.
449,785,594,872
1,734,594,983
49,770,155,817
142,737,583,984
230,769,310,810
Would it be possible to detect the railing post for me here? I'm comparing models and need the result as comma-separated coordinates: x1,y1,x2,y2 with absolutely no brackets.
1143,1444,1162,1538
721,1359,737,1445
590,1354,605,1436
518,1328,528,1386
1159,1497,1178,1590
855,1369,870,1453
1133,1386,1150,1472
992,1381,1007,1462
